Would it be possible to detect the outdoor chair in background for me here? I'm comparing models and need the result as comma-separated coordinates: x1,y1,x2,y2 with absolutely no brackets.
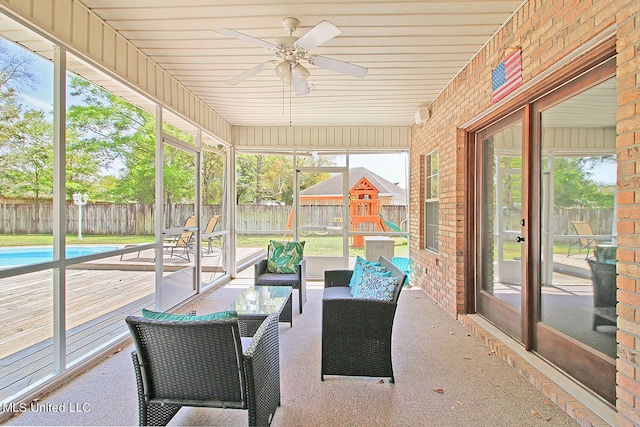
255,241,307,314
392,256,411,284
163,215,195,261
202,215,222,254
125,313,281,426
567,220,598,258
586,258,617,331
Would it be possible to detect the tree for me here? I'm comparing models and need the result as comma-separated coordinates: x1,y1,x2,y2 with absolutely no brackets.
0,87,22,148
66,77,157,203
235,153,335,205
0,110,53,201
0,39,35,164
0,40,35,91
0,43,53,201
202,150,225,205
260,155,292,203
163,144,195,204
236,154,258,204
552,157,614,209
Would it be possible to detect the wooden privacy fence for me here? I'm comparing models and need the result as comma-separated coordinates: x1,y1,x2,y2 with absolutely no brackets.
235,205,407,232
0,203,612,236
554,209,615,236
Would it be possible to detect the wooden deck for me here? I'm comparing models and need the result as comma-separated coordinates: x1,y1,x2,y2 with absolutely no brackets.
0,246,263,401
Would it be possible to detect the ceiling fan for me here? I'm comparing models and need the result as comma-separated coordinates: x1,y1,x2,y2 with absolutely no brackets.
215,17,368,96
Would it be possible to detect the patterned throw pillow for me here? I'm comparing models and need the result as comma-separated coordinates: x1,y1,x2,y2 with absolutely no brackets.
364,264,390,275
352,268,400,301
350,262,389,297
141,308,237,321
349,256,381,288
267,240,305,273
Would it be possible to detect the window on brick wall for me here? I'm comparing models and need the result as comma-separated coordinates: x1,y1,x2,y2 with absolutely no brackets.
424,150,439,252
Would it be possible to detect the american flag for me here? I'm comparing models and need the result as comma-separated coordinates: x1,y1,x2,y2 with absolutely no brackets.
491,49,522,103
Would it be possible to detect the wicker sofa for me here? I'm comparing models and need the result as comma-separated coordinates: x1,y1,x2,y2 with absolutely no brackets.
321,256,406,383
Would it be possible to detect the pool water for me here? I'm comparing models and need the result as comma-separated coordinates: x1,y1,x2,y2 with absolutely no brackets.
0,246,120,268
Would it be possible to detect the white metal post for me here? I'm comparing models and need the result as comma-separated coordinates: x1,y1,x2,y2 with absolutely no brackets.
73,193,88,240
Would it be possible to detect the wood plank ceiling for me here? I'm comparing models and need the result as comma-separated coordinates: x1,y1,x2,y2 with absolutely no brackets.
77,1,526,127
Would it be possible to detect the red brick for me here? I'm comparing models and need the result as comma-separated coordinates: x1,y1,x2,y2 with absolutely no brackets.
617,385,636,408
619,333,635,350
618,220,636,234
619,373,640,398
618,290,640,308
618,190,636,205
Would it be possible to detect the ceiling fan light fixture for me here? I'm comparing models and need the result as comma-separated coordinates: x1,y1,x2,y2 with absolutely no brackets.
294,63,310,80
279,72,292,84
275,60,292,82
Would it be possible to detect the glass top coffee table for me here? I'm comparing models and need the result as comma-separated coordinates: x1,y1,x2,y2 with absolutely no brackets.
227,285,292,336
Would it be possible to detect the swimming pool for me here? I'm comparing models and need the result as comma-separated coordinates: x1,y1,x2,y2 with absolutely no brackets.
0,246,120,268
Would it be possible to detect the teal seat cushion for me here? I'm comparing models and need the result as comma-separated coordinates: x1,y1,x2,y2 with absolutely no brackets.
141,308,237,321
267,240,305,274
353,268,399,301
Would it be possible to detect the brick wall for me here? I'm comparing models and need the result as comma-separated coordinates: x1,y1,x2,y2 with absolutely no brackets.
614,3,640,426
410,0,639,424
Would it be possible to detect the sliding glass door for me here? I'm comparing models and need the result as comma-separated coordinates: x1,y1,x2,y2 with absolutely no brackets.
533,66,617,404
474,58,617,404
475,110,526,342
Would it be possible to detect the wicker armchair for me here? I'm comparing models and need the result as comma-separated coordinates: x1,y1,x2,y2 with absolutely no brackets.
255,258,306,314
321,256,406,383
125,313,281,426
587,258,617,330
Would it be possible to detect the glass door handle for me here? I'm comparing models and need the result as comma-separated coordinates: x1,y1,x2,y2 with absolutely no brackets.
516,236,525,243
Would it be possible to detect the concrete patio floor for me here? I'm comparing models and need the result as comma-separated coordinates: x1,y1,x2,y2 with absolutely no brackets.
4,269,613,426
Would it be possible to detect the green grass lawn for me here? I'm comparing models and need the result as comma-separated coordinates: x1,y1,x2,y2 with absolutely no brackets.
236,234,409,258
500,240,572,259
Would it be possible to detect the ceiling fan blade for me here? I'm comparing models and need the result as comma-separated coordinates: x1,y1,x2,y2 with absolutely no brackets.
295,21,341,51
292,67,310,96
226,61,273,86
215,28,276,50
310,55,368,79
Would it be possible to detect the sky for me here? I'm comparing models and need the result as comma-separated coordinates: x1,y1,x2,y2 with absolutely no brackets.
591,161,617,186
349,153,408,189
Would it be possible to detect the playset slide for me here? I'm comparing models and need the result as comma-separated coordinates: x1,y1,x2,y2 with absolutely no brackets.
379,213,402,232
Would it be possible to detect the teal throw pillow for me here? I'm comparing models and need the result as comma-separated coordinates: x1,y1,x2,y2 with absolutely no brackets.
365,264,391,275
141,308,237,321
349,256,381,294
350,264,391,296
267,240,305,273
353,268,400,301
